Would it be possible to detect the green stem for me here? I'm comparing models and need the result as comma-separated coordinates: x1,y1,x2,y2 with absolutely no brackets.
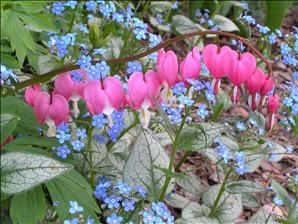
14,31,273,90
209,167,233,218
87,127,95,188
265,204,276,224
159,108,188,201
175,151,191,170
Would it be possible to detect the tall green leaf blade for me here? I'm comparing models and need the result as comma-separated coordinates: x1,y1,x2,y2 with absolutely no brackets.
18,13,57,32
1,113,18,143
10,185,46,224
265,1,292,29
1,152,72,194
46,170,100,222
1,96,40,135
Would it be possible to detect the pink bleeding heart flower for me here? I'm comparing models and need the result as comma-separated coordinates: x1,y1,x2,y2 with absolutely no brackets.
226,52,256,103
127,72,149,110
266,94,279,131
157,49,179,87
246,68,266,110
180,47,201,84
203,44,238,95
103,76,126,113
25,84,42,106
83,80,107,115
54,70,86,117
259,76,275,108
34,91,70,136
260,77,275,96
54,70,86,100
127,71,161,127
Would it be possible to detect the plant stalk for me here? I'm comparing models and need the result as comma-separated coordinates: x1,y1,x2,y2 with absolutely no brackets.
208,167,233,218
14,30,273,90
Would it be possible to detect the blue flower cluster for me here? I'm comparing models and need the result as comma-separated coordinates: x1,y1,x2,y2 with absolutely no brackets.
94,177,174,223
55,122,87,158
1,64,18,85
91,111,125,144
195,9,219,31
48,33,77,58
161,102,183,124
214,139,248,175
63,200,94,224
127,61,142,74
280,79,298,130
143,202,174,224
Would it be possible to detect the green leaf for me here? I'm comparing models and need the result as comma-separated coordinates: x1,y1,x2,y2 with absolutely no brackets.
1,152,72,194
177,123,225,152
172,15,205,34
123,128,172,200
226,180,265,194
271,179,292,210
10,185,46,224
105,36,124,59
37,55,59,74
212,15,239,32
150,1,172,14
165,193,191,209
242,193,260,208
3,136,58,152
18,13,57,32
17,2,46,13
149,16,171,32
265,1,292,29
181,202,210,219
202,184,243,222
177,171,205,196
1,96,40,135
247,207,279,224
175,217,219,224
0,53,20,68
46,169,100,222
1,113,18,143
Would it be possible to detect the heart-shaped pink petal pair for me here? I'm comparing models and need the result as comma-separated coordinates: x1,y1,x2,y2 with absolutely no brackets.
246,68,267,94
180,47,201,83
25,84,42,106
34,91,70,125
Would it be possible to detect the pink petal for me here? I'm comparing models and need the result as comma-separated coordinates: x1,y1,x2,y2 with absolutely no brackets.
180,47,201,83
103,77,126,111
127,72,148,109
246,68,266,94
54,73,74,100
25,84,41,106
33,91,50,124
48,94,70,125
83,80,107,115
145,70,161,107
260,77,275,96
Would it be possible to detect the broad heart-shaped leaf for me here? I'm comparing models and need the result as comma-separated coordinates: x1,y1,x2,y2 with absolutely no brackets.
202,184,243,223
1,96,40,135
149,16,171,32
165,193,191,209
46,169,100,222
181,202,210,220
242,193,260,208
37,55,59,74
105,36,124,59
226,180,265,194
177,171,205,196
177,123,226,152
10,185,46,224
172,15,205,34
123,128,172,200
1,152,72,194
0,113,18,143
213,15,239,32
247,207,279,224
175,217,219,224
271,179,292,210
